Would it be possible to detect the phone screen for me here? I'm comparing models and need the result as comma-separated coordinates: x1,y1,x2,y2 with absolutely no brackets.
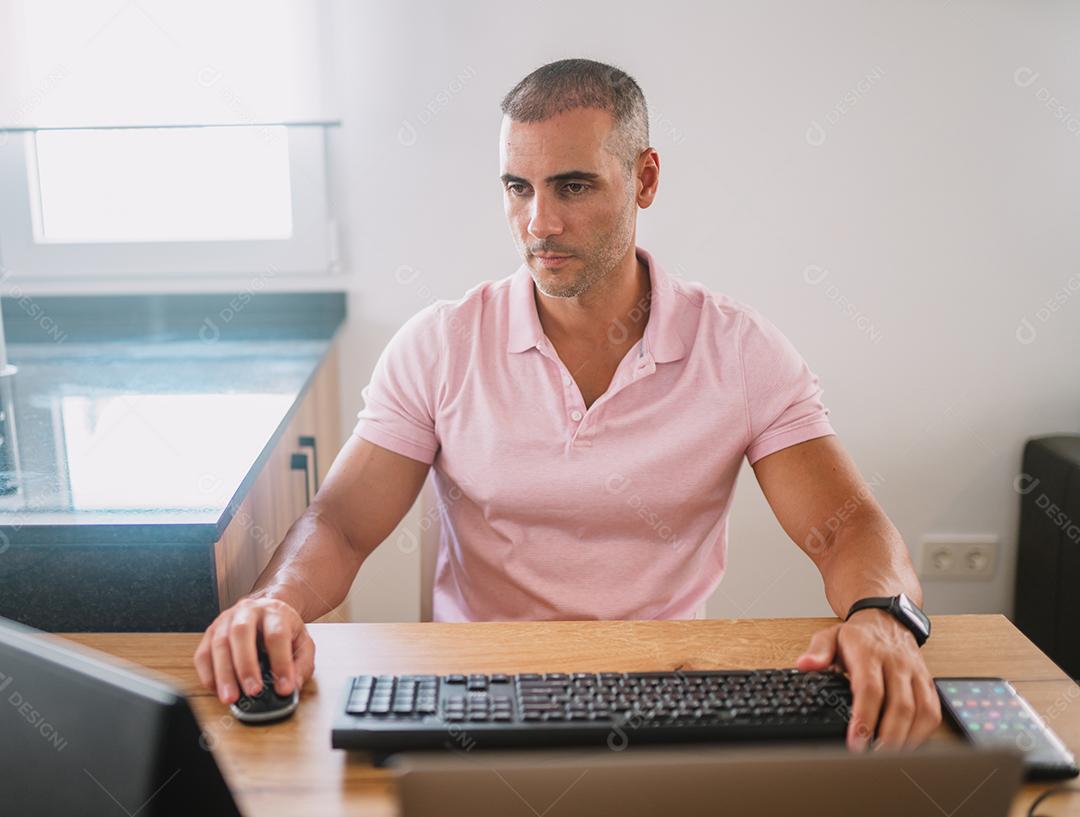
936,678,1077,778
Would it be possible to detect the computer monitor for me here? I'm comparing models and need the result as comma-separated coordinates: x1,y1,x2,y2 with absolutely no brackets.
0,616,241,817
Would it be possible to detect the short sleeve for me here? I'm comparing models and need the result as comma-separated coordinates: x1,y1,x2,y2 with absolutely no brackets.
351,304,443,464
739,306,835,465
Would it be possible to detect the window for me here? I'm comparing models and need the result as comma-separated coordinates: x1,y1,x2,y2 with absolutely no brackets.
0,123,336,278
33,126,293,243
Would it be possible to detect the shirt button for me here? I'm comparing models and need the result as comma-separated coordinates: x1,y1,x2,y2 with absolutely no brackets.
570,410,583,422
563,374,571,385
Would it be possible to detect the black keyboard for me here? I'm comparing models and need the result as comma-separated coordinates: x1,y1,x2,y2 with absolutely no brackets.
331,668,852,752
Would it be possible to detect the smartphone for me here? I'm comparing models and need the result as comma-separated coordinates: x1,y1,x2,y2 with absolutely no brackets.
935,677,1079,780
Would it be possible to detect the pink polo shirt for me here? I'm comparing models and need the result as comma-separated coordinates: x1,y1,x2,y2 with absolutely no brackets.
352,245,835,621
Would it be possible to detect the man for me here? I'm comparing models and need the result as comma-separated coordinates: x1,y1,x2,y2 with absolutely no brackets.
195,58,941,752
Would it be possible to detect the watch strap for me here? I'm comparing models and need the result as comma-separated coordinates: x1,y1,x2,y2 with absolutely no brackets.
845,595,929,646
845,596,894,619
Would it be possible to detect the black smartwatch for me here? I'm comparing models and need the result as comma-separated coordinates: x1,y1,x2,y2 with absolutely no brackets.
844,593,931,647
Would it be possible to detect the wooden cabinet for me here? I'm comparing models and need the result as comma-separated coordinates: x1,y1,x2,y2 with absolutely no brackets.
213,340,346,621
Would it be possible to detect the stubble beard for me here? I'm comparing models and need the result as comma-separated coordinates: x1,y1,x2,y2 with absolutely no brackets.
527,190,637,300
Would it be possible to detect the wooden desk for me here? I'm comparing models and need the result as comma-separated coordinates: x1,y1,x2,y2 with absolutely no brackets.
66,615,1080,817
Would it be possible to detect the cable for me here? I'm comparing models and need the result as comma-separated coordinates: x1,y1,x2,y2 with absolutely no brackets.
1027,783,1080,816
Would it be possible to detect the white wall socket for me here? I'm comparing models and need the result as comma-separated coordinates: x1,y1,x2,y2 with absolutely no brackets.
919,534,999,580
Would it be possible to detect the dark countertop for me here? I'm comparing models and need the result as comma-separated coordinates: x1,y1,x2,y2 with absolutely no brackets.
0,291,347,547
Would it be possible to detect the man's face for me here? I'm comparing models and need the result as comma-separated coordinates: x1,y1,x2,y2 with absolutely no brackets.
500,107,638,299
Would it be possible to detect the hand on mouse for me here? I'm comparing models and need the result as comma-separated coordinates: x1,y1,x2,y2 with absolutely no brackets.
193,595,316,705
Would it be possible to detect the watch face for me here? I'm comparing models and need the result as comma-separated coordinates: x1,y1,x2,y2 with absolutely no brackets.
897,593,930,636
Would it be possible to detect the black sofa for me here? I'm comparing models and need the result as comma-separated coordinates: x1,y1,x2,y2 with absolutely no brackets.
1014,434,1080,679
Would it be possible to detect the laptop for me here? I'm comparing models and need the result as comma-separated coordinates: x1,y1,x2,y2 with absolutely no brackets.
0,616,241,817
391,742,1025,817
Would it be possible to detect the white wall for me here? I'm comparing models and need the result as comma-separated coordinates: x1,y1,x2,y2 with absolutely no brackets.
324,0,1080,622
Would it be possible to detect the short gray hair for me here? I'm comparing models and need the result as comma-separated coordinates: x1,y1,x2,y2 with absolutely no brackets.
499,58,649,176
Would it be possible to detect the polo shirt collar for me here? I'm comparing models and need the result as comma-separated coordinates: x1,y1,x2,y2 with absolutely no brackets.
506,245,687,363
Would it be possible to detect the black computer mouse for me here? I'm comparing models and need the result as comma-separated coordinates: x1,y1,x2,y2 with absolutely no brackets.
229,650,299,724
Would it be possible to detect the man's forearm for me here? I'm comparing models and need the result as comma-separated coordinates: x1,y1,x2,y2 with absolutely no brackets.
815,506,923,618
248,506,366,621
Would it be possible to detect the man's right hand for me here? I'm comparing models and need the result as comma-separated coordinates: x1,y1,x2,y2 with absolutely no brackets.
193,596,316,705
192,437,432,706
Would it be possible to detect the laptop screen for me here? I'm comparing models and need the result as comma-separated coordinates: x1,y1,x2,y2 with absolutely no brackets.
0,616,240,817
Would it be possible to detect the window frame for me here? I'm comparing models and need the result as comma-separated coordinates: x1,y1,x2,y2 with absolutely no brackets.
0,124,336,279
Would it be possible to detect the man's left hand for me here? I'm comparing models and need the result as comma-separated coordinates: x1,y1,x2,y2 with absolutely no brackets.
796,609,942,752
